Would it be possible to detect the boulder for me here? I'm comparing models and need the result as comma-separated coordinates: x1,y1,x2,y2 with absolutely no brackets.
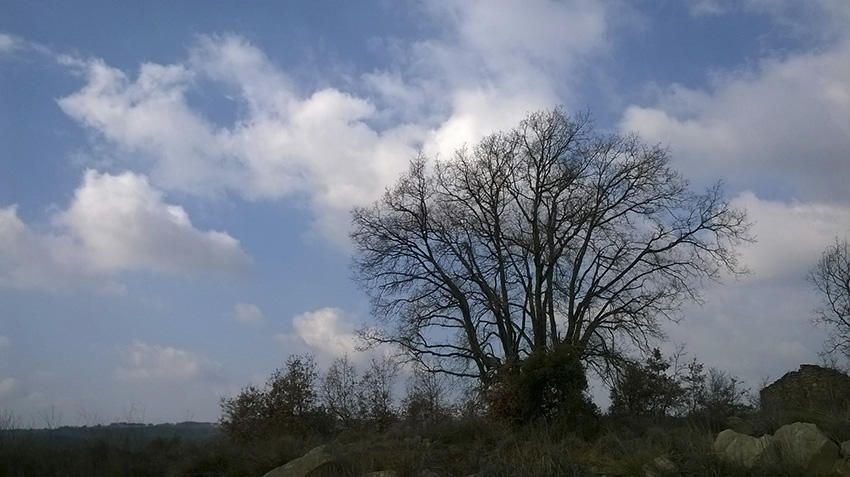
725,416,754,435
774,422,839,475
842,440,850,458
360,472,399,477
713,429,778,469
261,445,337,477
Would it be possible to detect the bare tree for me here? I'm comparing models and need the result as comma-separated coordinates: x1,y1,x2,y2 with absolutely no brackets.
357,356,398,428
321,354,359,426
38,405,63,430
810,239,850,361
352,108,749,383
402,367,450,426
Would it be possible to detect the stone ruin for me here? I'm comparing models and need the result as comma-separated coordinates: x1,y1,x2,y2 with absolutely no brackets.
760,364,850,416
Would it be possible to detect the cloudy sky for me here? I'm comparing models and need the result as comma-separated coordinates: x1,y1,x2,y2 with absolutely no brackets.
1,0,849,425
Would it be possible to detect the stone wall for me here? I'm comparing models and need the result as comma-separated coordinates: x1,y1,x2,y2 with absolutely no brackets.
760,364,850,416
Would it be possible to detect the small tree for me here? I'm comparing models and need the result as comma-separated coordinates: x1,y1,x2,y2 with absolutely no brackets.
698,368,749,425
810,239,850,362
402,367,450,426
219,353,321,441
322,355,359,427
357,356,398,429
679,357,707,416
609,348,683,418
220,384,267,442
265,354,319,428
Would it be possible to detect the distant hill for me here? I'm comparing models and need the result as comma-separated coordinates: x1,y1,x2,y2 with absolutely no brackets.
4,421,220,450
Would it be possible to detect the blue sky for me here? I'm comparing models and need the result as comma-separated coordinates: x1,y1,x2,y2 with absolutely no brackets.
2,0,850,425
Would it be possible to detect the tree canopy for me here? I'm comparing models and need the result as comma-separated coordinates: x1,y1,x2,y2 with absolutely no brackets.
351,108,749,382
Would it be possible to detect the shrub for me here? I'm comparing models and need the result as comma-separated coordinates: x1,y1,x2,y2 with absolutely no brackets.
486,346,598,430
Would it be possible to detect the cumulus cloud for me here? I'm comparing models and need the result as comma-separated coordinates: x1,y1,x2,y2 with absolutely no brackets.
232,303,264,323
116,341,221,382
671,192,850,381
619,3,850,383
55,2,615,244
0,170,249,290
274,307,359,360
733,192,850,281
621,39,850,202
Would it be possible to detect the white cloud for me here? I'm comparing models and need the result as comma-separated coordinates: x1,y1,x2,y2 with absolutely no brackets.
620,39,850,202
233,303,264,323
116,341,221,382
0,33,18,54
275,307,359,359
56,3,616,245
0,170,249,290
733,192,850,281
618,2,850,387
668,280,825,386
60,170,249,274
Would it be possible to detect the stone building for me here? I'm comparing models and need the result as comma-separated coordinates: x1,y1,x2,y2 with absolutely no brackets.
760,364,850,416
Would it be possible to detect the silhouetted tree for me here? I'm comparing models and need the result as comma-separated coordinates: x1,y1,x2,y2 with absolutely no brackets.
321,354,359,427
697,368,749,424
609,348,682,418
810,239,850,361
220,384,266,442
357,357,398,429
219,353,321,441
352,108,750,384
402,367,450,426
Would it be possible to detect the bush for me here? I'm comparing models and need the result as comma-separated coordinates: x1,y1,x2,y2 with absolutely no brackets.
486,346,598,431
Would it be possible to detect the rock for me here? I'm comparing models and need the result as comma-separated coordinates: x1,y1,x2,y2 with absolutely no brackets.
842,440,850,458
725,416,753,435
360,472,399,477
713,429,778,469
642,455,678,477
261,445,337,477
774,422,839,475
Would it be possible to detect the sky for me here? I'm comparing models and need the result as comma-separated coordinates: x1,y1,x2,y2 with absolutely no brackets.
1,0,849,425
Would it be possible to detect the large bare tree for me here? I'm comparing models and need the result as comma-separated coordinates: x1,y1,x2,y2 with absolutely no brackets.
810,239,850,361
351,109,749,383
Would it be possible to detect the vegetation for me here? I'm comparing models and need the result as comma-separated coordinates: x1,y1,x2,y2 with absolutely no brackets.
811,238,850,363
351,109,750,387
2,350,848,476
2,110,846,476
